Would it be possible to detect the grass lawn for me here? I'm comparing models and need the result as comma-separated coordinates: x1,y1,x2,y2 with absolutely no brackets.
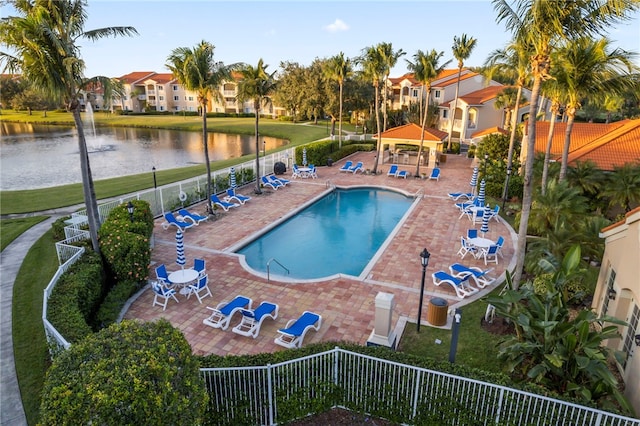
0,112,331,215
12,228,58,425
0,216,48,251
397,290,506,373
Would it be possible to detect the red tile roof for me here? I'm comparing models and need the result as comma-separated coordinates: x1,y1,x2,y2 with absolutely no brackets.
471,126,508,138
378,123,448,141
528,119,640,171
389,69,476,88
600,206,640,233
118,71,157,84
458,85,509,105
145,73,175,84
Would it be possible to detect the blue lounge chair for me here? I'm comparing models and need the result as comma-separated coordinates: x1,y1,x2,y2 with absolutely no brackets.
449,263,495,288
151,281,179,311
387,164,399,177
211,194,240,211
274,311,322,349
162,212,196,232
429,167,441,181
261,175,283,190
431,271,478,299
225,188,251,205
268,175,291,186
203,295,252,330
396,169,409,179
232,301,279,338
178,209,208,225
338,161,353,172
349,161,364,174
448,192,474,201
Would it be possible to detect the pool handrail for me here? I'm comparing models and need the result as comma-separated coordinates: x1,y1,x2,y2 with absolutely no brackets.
266,258,290,283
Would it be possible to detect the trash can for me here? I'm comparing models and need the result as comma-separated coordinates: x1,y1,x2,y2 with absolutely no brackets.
327,158,333,167
274,162,286,175
427,297,448,326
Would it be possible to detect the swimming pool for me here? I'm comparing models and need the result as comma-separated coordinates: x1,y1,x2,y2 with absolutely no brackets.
236,187,414,280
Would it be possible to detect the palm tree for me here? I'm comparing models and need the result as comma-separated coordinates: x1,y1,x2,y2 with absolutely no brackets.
406,49,451,177
377,42,406,132
539,82,564,195
166,41,237,213
323,52,353,149
553,37,638,181
600,162,640,213
492,0,638,287
446,34,477,151
484,40,532,200
0,0,137,254
358,44,386,174
236,59,277,194
494,87,527,130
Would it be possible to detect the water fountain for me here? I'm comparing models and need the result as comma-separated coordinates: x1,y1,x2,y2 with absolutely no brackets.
84,103,114,153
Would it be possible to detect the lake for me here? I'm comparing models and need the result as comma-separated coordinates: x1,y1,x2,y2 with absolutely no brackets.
0,123,288,190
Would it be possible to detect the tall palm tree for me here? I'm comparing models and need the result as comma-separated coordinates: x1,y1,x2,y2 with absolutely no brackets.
358,44,386,174
494,87,527,130
539,82,564,194
0,0,137,254
600,162,640,213
377,42,406,132
492,0,638,287
406,49,451,177
236,59,277,194
323,52,353,149
446,34,477,151
553,37,638,181
484,40,533,204
166,41,237,213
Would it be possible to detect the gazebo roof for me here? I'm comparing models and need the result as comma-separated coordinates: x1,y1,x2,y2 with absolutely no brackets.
378,123,448,142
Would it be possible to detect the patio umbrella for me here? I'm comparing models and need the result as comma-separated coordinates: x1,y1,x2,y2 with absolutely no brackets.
477,179,486,207
302,148,307,166
480,205,491,236
229,167,237,188
469,167,478,194
176,229,186,269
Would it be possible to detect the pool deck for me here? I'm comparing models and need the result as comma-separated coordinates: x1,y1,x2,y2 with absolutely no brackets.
123,152,516,356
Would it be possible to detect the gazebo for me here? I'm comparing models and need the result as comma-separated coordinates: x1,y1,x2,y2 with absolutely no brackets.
376,123,448,167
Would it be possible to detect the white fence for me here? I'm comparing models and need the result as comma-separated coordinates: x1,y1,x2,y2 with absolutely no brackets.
201,347,640,426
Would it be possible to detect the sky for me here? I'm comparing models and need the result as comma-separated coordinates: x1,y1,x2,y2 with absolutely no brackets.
2,0,639,78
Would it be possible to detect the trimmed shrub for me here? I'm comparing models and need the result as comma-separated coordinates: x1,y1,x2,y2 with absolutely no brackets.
95,279,142,328
40,320,207,425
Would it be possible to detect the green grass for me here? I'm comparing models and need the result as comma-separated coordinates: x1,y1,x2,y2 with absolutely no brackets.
12,228,58,425
0,216,48,251
397,290,505,373
0,112,331,215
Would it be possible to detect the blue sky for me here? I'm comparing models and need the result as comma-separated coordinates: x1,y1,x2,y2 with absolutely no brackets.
3,0,640,78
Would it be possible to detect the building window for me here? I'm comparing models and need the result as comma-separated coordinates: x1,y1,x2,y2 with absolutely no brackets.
173,96,179,101
412,89,418,97
601,268,616,315
173,106,179,111
442,110,448,119
159,96,164,101
158,85,164,91
188,96,194,101
159,106,164,111
172,85,178,91
434,90,441,99
622,304,639,368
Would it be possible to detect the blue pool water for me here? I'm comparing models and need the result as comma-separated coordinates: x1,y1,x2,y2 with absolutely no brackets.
236,188,413,280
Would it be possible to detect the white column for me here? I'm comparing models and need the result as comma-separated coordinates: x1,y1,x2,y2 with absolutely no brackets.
367,292,397,348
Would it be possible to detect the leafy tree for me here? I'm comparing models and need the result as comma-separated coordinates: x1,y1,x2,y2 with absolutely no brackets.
0,0,137,254
274,61,306,121
236,59,278,194
0,74,25,109
40,320,207,425
166,40,238,213
446,33,477,151
492,0,638,287
553,37,638,181
10,86,56,112
406,49,451,177
486,247,631,412
323,52,353,148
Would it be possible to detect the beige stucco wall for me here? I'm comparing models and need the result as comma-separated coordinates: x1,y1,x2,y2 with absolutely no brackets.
593,208,640,414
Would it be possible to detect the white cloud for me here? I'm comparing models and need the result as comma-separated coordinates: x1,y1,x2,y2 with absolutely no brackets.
265,29,276,37
323,19,349,33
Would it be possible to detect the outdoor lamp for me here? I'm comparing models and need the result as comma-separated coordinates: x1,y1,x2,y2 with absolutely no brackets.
483,153,489,177
127,201,134,222
635,334,640,347
417,248,431,332
607,288,617,300
152,166,157,189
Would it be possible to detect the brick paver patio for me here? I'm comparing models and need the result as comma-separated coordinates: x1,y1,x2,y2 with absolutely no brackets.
123,152,516,356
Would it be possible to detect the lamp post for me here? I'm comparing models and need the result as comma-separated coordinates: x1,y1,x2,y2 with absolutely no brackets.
127,201,134,222
416,248,431,332
502,166,512,210
483,153,489,178
152,166,158,213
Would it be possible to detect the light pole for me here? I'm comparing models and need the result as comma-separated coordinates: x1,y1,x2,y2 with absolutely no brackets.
152,166,158,214
502,166,512,210
127,201,134,222
417,248,431,332
483,153,489,178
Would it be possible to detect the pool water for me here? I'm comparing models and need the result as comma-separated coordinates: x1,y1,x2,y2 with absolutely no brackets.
236,188,413,280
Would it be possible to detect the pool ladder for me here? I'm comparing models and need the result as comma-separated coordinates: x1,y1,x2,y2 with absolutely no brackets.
266,258,289,283
325,179,335,189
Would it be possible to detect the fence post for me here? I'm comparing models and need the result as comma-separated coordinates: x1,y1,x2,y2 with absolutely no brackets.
267,363,274,426
333,347,339,386
411,370,422,420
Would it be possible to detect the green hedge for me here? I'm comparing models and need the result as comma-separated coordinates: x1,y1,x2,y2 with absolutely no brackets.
47,251,105,342
95,279,142,328
294,140,375,167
